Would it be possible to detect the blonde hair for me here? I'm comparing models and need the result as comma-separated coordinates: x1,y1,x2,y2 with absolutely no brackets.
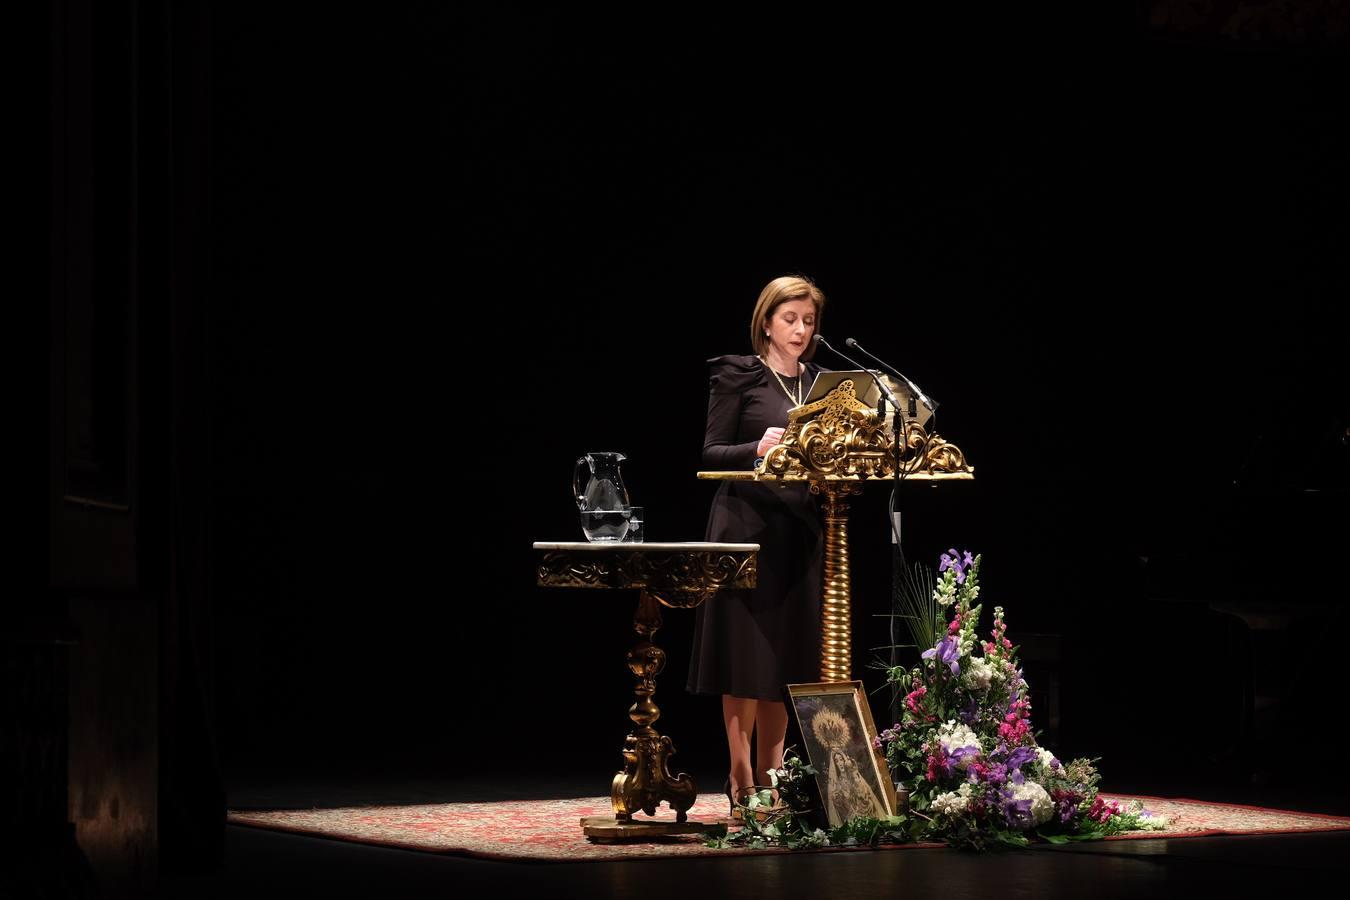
750,275,826,361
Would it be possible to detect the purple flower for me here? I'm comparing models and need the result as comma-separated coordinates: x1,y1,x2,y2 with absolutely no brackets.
1002,795,1034,829
922,636,961,675
940,548,974,584
951,745,981,768
1006,745,1038,773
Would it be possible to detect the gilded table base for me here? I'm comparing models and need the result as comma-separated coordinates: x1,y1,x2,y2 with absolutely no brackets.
608,590,699,828
580,815,725,842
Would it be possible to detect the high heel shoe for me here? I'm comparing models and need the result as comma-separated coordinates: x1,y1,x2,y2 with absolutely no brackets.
726,779,757,821
731,784,789,823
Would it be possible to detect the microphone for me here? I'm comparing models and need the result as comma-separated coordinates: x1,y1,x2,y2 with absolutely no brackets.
844,338,938,413
813,334,868,370
814,336,903,411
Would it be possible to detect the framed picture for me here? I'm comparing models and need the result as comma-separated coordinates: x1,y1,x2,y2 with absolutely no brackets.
786,680,897,826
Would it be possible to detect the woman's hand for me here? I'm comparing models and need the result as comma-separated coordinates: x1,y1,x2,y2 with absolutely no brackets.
756,427,786,457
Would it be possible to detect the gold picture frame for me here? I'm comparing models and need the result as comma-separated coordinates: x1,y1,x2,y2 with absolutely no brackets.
786,680,897,826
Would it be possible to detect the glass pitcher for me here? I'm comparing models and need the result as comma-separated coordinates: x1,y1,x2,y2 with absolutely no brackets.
573,451,632,542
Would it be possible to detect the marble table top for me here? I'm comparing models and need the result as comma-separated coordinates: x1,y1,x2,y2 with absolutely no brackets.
532,541,758,552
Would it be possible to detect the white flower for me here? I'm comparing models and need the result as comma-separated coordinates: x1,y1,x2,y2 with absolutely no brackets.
1011,780,1054,829
937,721,981,770
931,788,970,817
1123,799,1170,830
934,577,958,608
1035,747,1062,773
962,657,994,692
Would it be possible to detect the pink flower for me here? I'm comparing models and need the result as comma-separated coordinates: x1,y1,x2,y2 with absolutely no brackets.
1087,796,1120,823
998,719,1031,745
926,746,956,782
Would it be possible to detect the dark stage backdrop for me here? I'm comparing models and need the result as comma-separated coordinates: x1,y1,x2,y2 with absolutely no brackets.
207,8,1346,794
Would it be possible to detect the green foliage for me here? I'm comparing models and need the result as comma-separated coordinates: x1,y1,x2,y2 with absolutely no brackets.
826,814,914,848
893,553,941,660
703,751,832,850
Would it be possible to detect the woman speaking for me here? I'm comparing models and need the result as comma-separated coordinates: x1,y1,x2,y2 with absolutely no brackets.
687,274,828,813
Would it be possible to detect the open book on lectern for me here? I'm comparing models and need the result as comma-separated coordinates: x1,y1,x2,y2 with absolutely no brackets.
803,369,935,429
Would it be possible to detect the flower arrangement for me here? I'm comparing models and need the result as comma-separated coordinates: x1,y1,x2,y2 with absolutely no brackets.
878,550,1169,848
707,549,1171,851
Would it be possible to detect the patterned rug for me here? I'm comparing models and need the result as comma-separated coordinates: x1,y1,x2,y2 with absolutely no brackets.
226,792,1350,863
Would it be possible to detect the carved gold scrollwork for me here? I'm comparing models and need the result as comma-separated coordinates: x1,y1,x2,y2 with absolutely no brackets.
766,381,892,479
612,732,696,821
922,435,969,473
537,550,756,604
798,419,848,474
893,421,929,472
759,379,981,482
885,420,970,476
760,418,972,482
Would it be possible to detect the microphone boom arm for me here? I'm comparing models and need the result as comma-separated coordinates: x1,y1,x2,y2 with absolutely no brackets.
814,335,905,415
845,338,937,412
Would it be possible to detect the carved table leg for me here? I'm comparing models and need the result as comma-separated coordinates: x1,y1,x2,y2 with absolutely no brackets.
609,590,697,823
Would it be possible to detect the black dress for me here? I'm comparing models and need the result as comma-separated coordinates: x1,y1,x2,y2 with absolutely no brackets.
686,354,825,701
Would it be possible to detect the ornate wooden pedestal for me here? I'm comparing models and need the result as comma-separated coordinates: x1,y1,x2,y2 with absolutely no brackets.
534,541,757,841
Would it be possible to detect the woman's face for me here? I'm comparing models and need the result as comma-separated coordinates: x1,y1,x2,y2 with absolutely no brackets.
765,299,817,362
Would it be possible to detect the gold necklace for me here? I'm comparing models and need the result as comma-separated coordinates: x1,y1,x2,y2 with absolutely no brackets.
761,357,803,406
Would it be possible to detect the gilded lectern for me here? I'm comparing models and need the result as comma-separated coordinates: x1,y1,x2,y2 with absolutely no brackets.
533,541,757,841
698,371,973,683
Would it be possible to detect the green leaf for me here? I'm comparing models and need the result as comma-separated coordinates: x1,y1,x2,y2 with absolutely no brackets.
1067,832,1106,842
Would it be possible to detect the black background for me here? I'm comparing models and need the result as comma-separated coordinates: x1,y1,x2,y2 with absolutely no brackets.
202,8,1346,796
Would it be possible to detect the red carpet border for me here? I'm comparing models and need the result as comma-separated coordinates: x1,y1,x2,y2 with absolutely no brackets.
226,792,1350,863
